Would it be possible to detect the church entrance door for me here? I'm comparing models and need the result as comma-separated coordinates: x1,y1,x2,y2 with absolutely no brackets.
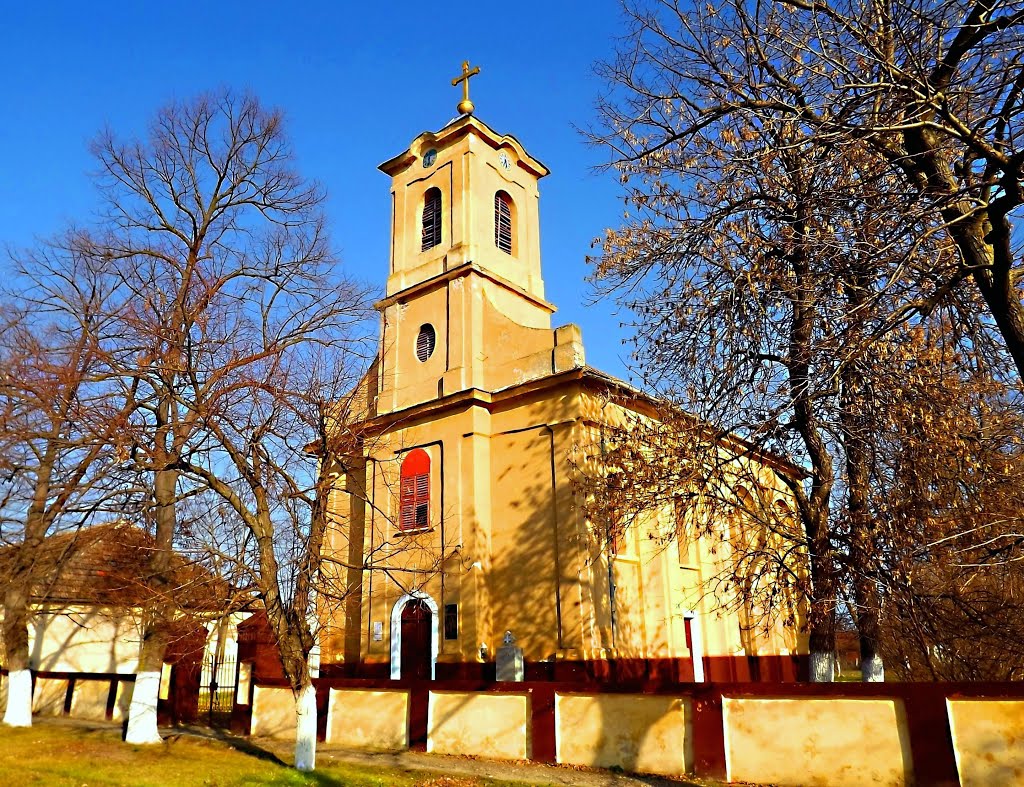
400,599,432,680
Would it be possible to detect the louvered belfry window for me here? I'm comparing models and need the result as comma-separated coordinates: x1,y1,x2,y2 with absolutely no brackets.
399,448,430,531
494,191,513,254
422,188,442,251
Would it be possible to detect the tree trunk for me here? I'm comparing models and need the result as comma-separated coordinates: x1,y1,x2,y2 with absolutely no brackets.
294,680,317,772
806,502,837,684
125,621,171,744
125,465,178,744
2,583,32,727
855,578,885,682
839,263,885,683
807,605,836,683
3,501,50,728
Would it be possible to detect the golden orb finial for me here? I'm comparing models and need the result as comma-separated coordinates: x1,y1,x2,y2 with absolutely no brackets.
451,61,481,116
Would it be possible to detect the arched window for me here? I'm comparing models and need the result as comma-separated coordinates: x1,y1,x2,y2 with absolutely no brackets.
422,188,442,251
494,191,513,254
399,448,430,531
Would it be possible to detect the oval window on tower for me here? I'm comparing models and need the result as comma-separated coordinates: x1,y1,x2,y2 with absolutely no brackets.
416,324,436,362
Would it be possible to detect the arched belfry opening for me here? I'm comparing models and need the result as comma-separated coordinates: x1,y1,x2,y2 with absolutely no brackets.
494,190,514,255
421,187,442,251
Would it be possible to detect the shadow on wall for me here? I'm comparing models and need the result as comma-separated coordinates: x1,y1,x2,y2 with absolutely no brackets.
30,607,143,674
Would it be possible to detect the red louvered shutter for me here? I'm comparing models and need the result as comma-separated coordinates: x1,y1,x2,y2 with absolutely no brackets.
399,449,431,531
415,473,429,527
400,475,417,530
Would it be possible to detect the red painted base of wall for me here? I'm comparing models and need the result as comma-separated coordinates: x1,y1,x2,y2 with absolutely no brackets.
316,654,807,684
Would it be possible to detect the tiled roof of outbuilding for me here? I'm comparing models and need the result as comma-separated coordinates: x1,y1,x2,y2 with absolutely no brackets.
0,522,230,610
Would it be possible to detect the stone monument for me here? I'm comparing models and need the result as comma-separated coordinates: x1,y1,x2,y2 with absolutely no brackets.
496,630,524,682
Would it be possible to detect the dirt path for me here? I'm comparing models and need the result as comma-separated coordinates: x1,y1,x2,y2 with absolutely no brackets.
243,732,717,787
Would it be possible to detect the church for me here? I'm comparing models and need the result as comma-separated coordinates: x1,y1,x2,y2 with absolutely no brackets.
319,68,807,684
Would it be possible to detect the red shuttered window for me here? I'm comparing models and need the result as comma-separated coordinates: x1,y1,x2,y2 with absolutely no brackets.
399,448,430,531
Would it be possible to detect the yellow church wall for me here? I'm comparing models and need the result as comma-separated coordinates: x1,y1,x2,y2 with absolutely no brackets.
379,286,449,413
347,402,497,666
480,287,558,393
251,686,297,739
326,688,409,750
486,387,588,659
947,699,1024,787
723,697,912,786
555,693,691,777
322,110,808,679
571,393,804,665
636,515,684,660
490,425,562,661
427,690,531,760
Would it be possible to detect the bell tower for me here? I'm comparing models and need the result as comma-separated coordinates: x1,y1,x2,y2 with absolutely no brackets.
377,113,550,303
371,67,584,416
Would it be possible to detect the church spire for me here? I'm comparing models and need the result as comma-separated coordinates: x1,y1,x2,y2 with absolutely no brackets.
451,61,481,116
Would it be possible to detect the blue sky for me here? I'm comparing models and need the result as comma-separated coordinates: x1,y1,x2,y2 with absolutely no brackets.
0,1,636,379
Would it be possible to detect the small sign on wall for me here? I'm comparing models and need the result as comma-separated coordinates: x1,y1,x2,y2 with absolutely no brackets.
372,621,384,641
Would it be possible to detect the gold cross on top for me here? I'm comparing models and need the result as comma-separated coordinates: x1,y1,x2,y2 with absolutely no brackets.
451,61,481,116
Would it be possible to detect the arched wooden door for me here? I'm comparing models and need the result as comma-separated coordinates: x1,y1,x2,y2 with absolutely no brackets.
400,599,433,680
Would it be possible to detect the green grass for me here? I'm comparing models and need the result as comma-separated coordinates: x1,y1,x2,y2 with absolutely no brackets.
0,722,540,787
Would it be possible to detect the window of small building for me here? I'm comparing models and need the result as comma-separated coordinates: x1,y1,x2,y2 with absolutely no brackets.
416,323,436,362
399,448,430,531
444,603,458,640
494,191,513,255
422,187,442,251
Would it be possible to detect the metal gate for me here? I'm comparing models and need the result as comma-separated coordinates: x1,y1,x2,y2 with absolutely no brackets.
199,653,236,727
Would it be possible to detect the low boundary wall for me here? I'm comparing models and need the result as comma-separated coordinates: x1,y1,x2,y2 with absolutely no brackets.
242,678,1024,786
0,667,199,726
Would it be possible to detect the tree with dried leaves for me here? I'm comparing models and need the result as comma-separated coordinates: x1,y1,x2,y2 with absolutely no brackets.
867,324,1024,679
590,0,1024,681
599,0,1024,377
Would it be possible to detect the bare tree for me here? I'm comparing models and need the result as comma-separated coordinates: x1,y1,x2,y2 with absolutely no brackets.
0,256,131,726
56,91,362,746
179,348,369,770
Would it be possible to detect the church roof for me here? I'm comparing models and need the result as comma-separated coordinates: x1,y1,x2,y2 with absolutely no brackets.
577,366,807,482
378,114,549,178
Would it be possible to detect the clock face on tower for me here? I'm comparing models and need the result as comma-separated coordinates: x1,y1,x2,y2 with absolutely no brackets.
498,152,511,171
423,149,437,168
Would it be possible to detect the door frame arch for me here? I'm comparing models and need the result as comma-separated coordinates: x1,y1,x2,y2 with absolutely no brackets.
390,591,439,680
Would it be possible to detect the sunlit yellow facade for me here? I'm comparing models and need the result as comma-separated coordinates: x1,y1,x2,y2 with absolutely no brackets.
320,114,805,681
